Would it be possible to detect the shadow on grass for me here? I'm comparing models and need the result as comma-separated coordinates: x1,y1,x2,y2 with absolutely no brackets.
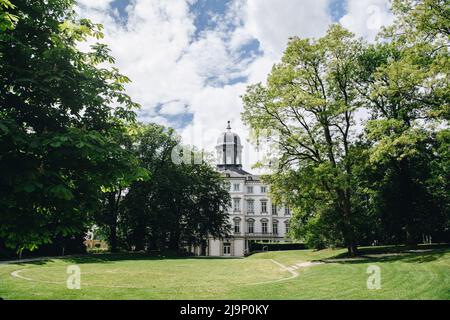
9,244,449,266
10,252,244,266
69,253,244,265
317,244,450,265
15,259,53,266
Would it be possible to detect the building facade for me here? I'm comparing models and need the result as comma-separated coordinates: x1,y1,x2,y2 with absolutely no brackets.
208,122,291,257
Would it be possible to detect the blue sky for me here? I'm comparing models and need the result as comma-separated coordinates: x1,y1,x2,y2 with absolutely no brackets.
110,0,348,66
103,0,350,129
77,0,393,168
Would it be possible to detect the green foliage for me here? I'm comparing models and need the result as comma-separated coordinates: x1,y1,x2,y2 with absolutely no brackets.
242,1,449,251
356,0,449,244
375,0,450,121
0,0,18,32
106,123,232,253
0,0,140,252
242,25,366,254
91,124,150,252
388,0,449,42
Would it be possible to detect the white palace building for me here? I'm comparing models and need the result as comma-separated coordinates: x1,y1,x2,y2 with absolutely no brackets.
207,122,291,257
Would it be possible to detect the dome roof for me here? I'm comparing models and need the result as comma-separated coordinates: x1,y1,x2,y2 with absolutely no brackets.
216,121,242,146
216,131,242,145
215,121,243,169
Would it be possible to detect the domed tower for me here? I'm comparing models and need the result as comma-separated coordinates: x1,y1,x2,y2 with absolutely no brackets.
216,121,243,170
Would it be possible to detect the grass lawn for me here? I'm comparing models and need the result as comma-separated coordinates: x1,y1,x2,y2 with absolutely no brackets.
0,245,448,300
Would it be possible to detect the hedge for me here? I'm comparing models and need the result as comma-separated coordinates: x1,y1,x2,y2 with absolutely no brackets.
249,242,306,252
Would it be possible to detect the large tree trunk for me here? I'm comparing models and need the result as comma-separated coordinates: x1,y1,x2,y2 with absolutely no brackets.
133,223,146,251
347,244,358,256
109,224,118,253
405,223,418,247
398,159,418,247
168,229,181,252
200,241,207,256
323,121,359,256
341,192,358,256
108,192,119,253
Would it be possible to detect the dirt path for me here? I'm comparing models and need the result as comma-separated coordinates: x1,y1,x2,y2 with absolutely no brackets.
247,259,324,286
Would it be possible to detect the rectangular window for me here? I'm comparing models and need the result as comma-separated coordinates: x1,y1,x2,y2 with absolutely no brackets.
285,223,290,234
271,204,277,215
273,223,278,235
233,184,240,191
247,200,254,213
233,199,240,211
262,222,268,234
284,206,291,215
247,186,253,193
261,186,267,193
234,221,240,233
223,243,231,255
247,222,254,234
261,200,267,213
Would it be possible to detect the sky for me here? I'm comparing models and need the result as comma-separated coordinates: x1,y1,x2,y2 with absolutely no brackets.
76,0,394,170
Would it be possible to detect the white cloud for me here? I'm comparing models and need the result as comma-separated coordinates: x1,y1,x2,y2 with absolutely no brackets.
77,0,114,11
243,0,332,58
340,0,394,42
77,0,371,171
160,100,188,115
181,30,247,86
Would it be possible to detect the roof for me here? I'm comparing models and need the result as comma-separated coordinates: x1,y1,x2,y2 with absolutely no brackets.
216,121,242,146
217,165,260,180
216,131,242,146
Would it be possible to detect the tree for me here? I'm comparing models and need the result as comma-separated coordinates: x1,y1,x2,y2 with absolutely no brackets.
356,0,449,244
242,25,365,255
0,0,18,32
428,130,450,241
177,161,231,254
119,123,181,251
94,124,150,253
388,0,449,41
119,123,231,253
0,0,140,253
